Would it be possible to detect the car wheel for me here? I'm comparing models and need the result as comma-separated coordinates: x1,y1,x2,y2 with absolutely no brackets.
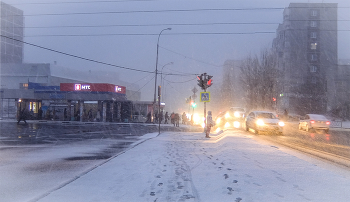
245,122,249,131
325,129,329,133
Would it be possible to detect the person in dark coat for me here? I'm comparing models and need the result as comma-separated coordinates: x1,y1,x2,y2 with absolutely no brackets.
146,112,151,123
17,108,27,124
38,107,43,120
164,112,169,124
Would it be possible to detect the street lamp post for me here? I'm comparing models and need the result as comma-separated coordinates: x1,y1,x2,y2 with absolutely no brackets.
160,62,174,102
153,28,171,123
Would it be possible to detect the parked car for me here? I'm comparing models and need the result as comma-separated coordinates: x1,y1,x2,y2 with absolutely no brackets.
245,111,284,135
298,114,330,133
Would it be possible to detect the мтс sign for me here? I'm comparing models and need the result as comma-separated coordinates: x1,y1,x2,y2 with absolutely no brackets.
74,84,90,90
115,86,122,92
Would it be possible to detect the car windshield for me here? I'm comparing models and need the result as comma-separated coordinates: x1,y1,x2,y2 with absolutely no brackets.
257,113,276,119
1,0,350,201
231,108,245,112
309,114,327,120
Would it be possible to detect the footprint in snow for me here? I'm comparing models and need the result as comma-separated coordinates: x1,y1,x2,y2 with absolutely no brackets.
158,183,163,186
235,197,242,202
150,192,155,196
224,174,229,179
227,187,234,191
233,180,238,183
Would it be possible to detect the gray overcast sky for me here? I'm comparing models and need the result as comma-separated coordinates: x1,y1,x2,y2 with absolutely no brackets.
6,0,350,113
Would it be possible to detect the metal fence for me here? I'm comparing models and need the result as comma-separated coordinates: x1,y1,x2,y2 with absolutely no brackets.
330,121,342,128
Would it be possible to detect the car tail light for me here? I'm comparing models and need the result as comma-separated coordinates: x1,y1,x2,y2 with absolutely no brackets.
326,121,330,125
310,120,315,124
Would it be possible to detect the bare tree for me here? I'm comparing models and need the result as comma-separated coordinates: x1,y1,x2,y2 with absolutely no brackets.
240,49,280,111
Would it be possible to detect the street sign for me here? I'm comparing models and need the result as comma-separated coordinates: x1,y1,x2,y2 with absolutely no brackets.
192,87,198,94
192,94,197,100
200,92,210,102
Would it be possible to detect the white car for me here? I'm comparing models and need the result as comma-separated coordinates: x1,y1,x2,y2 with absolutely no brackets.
245,111,284,135
299,114,330,133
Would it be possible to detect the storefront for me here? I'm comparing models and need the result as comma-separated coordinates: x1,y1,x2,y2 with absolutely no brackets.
1,82,132,122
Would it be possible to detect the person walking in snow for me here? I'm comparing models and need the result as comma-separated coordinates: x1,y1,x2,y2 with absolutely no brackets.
164,112,169,124
206,111,215,138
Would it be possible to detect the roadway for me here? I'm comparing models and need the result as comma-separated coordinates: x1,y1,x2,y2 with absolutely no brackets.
239,121,350,167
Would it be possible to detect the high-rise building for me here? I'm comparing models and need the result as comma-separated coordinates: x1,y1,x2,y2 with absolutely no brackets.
273,3,338,114
0,1,24,63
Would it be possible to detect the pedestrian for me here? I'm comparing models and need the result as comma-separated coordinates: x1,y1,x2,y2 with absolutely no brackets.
182,112,187,124
159,111,164,124
88,109,93,122
284,109,288,121
174,113,180,127
146,111,151,123
17,108,27,124
205,111,215,138
75,110,80,121
64,108,67,121
170,112,175,124
164,112,169,124
96,109,101,122
38,107,43,120
154,111,158,124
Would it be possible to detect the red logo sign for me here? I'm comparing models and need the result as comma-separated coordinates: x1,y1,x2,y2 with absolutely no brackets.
115,86,122,92
75,84,81,90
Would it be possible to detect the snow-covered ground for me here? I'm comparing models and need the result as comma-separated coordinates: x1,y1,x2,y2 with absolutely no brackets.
34,130,350,202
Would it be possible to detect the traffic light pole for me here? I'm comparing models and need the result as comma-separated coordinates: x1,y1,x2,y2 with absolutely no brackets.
204,88,206,133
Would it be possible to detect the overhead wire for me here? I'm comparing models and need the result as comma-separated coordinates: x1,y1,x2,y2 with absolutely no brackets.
163,77,197,84
12,6,350,17
10,20,350,29
0,34,198,76
10,0,159,5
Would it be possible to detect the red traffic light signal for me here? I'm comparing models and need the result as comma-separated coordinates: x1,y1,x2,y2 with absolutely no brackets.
272,97,276,102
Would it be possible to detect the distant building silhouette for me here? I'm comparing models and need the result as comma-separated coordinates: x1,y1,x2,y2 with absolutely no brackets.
0,1,24,63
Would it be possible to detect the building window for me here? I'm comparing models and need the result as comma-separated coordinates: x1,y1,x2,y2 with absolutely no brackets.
310,32,317,39
310,65,317,72
311,43,317,50
310,21,317,28
311,54,318,61
310,10,318,17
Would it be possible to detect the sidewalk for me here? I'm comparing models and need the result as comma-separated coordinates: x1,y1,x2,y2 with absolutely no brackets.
35,131,350,202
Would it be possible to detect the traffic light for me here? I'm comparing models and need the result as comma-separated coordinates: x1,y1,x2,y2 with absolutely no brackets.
207,75,213,87
192,102,197,108
197,74,204,89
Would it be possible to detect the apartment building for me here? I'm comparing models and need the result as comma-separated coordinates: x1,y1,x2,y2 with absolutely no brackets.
272,3,338,114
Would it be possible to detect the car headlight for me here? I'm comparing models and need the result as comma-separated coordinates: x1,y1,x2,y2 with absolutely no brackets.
256,119,265,126
278,121,285,127
224,122,230,128
216,118,221,125
233,121,240,128
225,112,230,119
234,112,240,118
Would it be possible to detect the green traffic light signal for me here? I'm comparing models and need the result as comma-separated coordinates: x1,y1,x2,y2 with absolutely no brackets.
192,103,197,108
